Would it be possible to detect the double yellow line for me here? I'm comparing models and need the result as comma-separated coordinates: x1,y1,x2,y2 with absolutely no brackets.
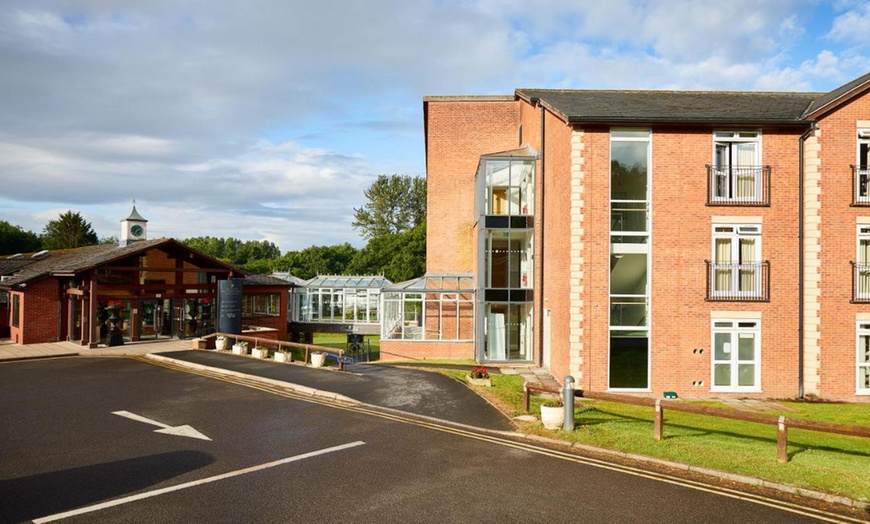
134,356,868,524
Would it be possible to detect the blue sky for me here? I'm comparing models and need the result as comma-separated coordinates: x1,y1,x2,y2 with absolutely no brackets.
1,0,870,252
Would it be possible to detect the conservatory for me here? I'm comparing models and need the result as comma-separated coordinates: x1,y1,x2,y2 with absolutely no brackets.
380,273,474,341
292,275,391,326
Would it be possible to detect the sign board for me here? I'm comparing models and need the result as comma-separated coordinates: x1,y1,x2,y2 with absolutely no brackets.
217,279,244,337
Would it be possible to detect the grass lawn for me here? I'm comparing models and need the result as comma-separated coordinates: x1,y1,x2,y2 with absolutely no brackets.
434,367,870,503
312,333,380,360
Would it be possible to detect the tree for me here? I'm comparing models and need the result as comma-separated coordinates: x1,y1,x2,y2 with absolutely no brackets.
352,174,426,240
0,221,42,255
181,237,281,267
345,222,426,283
272,243,358,280
41,211,98,250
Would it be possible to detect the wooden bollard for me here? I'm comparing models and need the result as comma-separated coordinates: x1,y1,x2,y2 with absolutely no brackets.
777,416,788,463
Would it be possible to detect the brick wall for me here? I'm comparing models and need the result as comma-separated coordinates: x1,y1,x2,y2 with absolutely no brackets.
816,93,870,400
425,97,519,274
379,340,474,361
17,279,61,344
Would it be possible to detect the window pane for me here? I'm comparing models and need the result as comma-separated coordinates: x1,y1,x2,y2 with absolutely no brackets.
714,333,731,360
609,334,649,388
861,367,870,389
738,333,755,360
611,142,648,200
610,254,647,295
610,297,647,327
611,202,648,232
714,364,731,386
859,335,870,364
738,364,755,387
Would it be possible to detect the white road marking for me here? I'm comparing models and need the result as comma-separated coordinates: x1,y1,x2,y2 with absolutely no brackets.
111,410,211,441
33,441,366,523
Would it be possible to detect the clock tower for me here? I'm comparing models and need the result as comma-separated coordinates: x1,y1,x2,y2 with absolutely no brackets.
120,203,148,246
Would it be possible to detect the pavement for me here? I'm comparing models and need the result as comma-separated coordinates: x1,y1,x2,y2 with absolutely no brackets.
0,338,563,431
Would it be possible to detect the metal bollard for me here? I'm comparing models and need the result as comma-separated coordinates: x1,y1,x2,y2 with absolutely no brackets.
563,375,575,431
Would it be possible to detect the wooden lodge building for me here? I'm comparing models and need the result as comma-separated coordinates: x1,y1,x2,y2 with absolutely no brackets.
0,207,289,345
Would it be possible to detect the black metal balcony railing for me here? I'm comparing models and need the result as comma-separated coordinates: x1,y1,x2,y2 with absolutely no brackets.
706,165,771,206
851,165,870,206
852,261,870,303
705,260,770,301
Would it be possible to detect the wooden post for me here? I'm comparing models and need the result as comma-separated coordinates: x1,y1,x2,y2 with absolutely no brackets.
66,295,75,341
777,416,789,463
523,381,530,413
654,399,663,441
88,279,98,348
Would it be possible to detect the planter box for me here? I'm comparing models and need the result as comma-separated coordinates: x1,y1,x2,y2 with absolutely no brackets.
251,348,269,359
467,375,492,387
540,404,565,430
310,352,326,368
232,344,248,355
274,352,292,363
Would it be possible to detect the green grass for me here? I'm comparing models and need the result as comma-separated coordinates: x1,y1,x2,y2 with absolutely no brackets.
311,333,381,360
431,367,870,502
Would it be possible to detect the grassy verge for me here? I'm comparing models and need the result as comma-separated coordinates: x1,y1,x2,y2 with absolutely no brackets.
312,333,380,360
435,366,870,502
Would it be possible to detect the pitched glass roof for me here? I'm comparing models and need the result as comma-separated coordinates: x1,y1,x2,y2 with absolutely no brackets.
384,273,474,292
304,275,393,288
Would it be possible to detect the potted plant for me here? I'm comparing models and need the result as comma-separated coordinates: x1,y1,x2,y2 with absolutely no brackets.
310,351,326,368
467,366,492,387
540,399,565,430
274,349,292,363
215,335,228,351
252,346,269,359
231,340,248,355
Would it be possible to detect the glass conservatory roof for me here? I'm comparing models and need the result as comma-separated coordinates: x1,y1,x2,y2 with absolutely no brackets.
383,273,474,293
304,275,393,288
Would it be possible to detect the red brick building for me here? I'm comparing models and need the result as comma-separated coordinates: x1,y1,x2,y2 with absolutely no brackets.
0,207,289,346
384,72,870,401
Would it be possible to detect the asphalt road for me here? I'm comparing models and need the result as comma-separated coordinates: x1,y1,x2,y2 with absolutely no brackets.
0,357,861,523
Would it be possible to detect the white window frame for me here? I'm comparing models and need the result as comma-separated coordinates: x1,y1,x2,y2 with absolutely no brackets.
711,131,762,202
857,226,870,300
857,321,870,395
711,224,762,297
711,319,761,393
857,130,870,203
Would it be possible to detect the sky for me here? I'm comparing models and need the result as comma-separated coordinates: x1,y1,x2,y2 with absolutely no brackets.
2,0,870,252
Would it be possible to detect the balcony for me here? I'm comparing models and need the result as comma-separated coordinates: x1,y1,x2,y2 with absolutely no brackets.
706,165,770,206
852,166,870,206
852,262,870,303
705,261,770,301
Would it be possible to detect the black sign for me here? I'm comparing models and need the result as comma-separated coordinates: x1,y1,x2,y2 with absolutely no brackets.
217,280,243,337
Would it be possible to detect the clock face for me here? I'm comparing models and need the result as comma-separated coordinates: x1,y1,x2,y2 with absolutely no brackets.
130,225,144,237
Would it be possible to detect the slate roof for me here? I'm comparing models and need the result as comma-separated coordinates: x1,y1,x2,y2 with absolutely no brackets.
803,71,870,118
123,204,148,222
516,89,822,125
0,238,237,289
240,271,296,287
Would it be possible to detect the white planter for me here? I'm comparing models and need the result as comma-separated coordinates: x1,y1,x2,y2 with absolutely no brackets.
232,343,248,355
310,352,326,368
252,348,269,359
540,404,565,430
215,338,227,351
274,352,291,363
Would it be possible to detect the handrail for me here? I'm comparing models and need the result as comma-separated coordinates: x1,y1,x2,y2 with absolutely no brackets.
522,383,870,463
211,332,347,371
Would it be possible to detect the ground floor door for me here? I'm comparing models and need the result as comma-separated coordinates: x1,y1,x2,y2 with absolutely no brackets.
481,302,533,362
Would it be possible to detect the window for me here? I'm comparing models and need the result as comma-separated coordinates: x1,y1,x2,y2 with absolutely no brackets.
711,319,760,392
711,131,762,202
243,294,280,316
11,294,20,328
482,158,534,216
857,130,870,204
609,129,650,390
859,322,870,394
712,225,762,297
857,226,870,300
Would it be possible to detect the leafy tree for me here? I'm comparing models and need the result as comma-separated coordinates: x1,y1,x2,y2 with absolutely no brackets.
0,221,42,255
346,222,426,282
181,237,281,267
272,243,358,280
99,235,119,245
352,174,426,240
41,211,98,250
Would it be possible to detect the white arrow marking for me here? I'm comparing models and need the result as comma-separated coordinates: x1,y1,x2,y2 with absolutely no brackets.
112,410,212,441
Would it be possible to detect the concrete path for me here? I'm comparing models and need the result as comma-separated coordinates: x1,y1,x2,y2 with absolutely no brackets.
0,338,193,361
